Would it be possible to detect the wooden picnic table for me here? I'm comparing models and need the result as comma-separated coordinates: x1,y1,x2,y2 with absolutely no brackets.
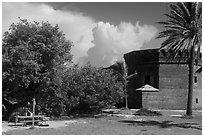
17,115,46,119
15,115,49,126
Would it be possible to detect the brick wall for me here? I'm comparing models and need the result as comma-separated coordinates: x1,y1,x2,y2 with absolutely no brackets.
143,64,202,110
124,48,202,110
146,64,189,109
192,66,202,109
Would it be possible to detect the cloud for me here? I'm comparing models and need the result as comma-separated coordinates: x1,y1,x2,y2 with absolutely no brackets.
78,21,158,67
2,3,159,68
2,2,96,62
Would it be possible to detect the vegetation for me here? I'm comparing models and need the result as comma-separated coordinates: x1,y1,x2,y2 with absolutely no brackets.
2,18,73,120
107,61,137,109
157,2,202,116
38,64,125,117
2,19,126,119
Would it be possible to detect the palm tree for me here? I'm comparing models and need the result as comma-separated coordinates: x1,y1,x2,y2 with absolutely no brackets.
157,2,202,116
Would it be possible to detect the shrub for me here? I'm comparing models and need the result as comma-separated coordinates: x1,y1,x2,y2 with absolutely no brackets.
37,64,125,117
61,64,125,114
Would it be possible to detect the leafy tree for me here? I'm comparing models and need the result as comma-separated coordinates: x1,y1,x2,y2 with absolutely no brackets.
157,2,202,116
43,64,125,116
107,61,137,109
2,18,73,119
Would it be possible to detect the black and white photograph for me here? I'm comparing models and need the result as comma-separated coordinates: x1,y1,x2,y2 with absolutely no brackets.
2,1,202,135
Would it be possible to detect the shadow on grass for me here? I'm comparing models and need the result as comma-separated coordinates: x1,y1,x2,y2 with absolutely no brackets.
50,113,106,121
119,120,202,130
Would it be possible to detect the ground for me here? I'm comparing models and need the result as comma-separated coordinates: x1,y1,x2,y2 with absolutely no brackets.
2,109,202,135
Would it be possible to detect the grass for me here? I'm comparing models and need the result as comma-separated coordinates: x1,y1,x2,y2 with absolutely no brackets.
3,109,202,135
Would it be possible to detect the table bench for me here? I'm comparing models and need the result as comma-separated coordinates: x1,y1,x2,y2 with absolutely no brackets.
15,115,49,126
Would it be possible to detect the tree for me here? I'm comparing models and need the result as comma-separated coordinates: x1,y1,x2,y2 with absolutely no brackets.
2,18,73,120
106,61,137,109
53,64,125,115
157,2,202,116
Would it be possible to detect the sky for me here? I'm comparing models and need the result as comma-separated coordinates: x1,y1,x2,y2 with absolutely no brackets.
2,2,172,67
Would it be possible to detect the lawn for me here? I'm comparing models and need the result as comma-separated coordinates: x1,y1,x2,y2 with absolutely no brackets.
2,109,202,135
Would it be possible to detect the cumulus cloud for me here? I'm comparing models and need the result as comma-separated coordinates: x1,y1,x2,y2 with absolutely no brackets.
79,21,158,67
3,3,159,67
2,2,96,62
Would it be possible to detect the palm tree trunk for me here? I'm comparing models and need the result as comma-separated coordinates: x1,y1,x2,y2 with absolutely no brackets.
186,45,195,116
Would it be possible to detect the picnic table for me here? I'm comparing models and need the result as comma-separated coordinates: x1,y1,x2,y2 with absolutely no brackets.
15,115,49,126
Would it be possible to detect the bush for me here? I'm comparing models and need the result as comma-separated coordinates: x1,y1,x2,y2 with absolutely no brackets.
62,64,125,114
38,64,125,117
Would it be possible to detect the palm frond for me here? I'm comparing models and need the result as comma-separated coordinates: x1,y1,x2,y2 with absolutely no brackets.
182,38,191,53
157,2,201,63
156,29,180,39
172,37,188,51
195,2,202,19
158,20,181,27
160,36,181,49
164,14,189,28
168,20,187,28
163,24,188,31
191,2,197,18
177,3,191,22
171,37,189,60
169,4,182,16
